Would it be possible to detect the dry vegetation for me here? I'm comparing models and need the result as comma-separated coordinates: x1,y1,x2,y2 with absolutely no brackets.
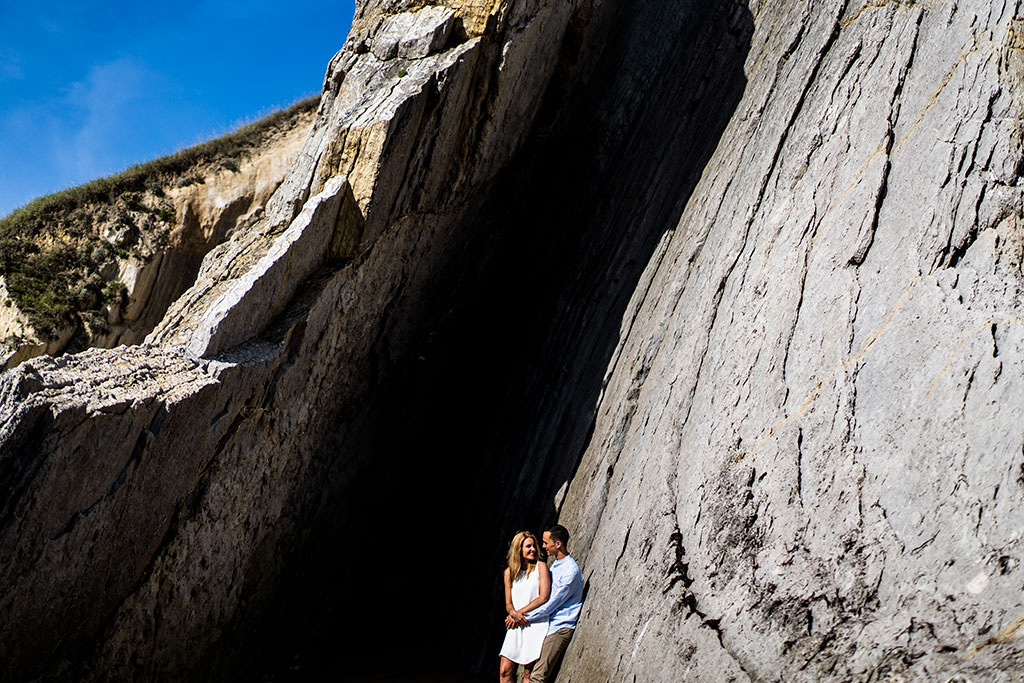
0,95,319,336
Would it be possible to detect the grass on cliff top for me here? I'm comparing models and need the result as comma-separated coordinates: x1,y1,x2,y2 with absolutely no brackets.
0,94,320,335
0,94,320,235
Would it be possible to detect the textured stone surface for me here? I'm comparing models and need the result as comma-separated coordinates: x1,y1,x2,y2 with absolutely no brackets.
558,1,1024,681
370,5,456,60
1,0,1023,681
150,176,346,357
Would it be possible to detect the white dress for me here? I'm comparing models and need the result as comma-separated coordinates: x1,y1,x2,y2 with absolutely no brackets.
499,567,549,664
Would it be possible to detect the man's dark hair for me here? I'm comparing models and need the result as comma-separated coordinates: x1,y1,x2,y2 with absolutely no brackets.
546,524,570,548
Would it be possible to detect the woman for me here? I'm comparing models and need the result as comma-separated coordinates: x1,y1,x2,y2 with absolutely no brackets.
499,531,550,683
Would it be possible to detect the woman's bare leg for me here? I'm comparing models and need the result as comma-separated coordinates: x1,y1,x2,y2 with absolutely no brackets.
523,661,535,683
500,656,516,683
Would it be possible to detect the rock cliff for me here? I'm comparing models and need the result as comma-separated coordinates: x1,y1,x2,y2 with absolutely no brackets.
1,0,1022,681
558,1,1024,680
0,99,316,370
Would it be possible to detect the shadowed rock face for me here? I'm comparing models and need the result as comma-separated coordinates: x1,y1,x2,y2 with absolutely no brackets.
1,1,1023,682
334,0,755,674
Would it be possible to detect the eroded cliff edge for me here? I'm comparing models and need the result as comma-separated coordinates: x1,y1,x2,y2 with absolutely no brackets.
1,0,1023,681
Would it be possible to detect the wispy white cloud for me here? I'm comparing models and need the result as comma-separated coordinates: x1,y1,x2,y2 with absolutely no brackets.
0,58,164,213
0,48,24,81
54,57,161,181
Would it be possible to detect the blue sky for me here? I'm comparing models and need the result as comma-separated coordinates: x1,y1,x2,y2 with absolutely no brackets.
0,1,356,217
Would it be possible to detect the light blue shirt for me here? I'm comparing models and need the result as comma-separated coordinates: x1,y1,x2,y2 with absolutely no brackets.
526,555,584,634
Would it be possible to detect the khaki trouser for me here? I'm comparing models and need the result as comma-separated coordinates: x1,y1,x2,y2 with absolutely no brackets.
530,627,574,683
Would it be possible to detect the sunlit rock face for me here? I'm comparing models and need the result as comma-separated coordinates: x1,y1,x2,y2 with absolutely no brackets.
558,2,1024,681
1,0,1023,681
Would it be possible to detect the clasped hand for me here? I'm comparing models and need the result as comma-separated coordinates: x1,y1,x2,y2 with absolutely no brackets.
504,610,529,629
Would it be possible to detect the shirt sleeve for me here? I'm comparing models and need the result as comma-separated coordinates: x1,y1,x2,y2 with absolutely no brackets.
526,564,571,623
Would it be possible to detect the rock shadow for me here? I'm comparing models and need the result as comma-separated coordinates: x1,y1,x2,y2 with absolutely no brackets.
252,0,754,679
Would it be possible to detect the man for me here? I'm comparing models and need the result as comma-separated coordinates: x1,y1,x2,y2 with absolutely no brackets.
509,524,584,682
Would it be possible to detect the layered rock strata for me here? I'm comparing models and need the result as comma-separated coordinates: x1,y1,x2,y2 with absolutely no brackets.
1,0,1022,681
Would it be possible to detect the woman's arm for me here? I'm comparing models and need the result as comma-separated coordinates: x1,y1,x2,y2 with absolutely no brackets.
503,568,519,616
504,568,524,629
517,562,550,614
503,569,516,618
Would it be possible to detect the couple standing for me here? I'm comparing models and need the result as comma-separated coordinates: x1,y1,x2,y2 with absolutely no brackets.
499,524,584,683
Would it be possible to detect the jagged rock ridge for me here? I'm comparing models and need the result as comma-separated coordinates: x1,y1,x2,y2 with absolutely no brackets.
1,0,1022,681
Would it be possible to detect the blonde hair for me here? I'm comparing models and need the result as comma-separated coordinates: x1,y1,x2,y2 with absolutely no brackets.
507,531,539,581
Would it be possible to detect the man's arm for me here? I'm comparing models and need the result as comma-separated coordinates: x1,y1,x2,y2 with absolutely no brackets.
524,564,572,623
